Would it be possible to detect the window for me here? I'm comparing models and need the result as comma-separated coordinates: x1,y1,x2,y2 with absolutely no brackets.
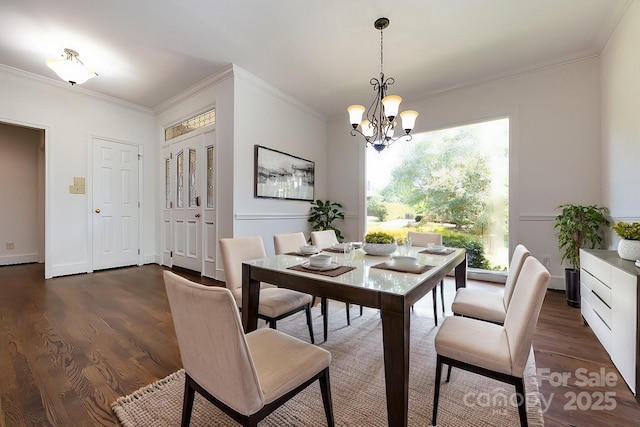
366,118,509,271
165,108,215,141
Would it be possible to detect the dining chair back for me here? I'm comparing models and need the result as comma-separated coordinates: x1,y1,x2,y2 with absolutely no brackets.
502,244,531,309
311,230,338,249
407,231,442,247
451,244,530,324
407,231,445,324
274,232,307,254
220,236,266,292
164,271,335,426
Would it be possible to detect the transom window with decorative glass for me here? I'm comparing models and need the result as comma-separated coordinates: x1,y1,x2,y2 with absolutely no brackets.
165,108,215,141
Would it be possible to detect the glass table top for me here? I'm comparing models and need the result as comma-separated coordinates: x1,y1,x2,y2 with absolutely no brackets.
244,247,464,296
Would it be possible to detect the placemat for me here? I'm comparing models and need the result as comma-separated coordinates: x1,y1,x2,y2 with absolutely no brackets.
321,247,346,253
371,261,434,274
418,248,455,255
287,264,356,277
285,251,316,257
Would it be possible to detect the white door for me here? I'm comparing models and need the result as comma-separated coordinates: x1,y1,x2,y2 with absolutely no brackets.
92,138,139,270
170,134,203,271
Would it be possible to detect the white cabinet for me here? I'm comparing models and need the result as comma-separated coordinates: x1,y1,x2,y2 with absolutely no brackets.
580,249,639,399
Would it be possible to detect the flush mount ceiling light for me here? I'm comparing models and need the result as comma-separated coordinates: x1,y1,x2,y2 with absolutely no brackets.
347,17,418,152
45,48,97,85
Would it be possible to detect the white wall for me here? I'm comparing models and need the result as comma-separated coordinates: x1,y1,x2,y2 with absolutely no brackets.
232,67,327,256
601,0,640,238
0,123,43,265
328,58,602,289
0,69,156,278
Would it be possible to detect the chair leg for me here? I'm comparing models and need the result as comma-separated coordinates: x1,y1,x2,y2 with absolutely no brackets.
269,319,276,329
322,297,328,342
305,304,315,344
432,289,438,326
432,355,443,427
446,364,452,382
515,377,529,427
440,279,445,314
359,305,363,316
319,368,335,427
181,373,196,427
345,303,351,325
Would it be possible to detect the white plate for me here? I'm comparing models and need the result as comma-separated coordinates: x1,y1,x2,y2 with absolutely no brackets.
429,246,447,252
636,260,640,268
331,243,349,250
302,261,340,271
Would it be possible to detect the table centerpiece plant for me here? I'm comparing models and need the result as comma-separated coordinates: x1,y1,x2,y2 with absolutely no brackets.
363,231,397,256
611,221,640,261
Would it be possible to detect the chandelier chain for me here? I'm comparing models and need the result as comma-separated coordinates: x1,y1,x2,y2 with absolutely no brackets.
379,26,384,76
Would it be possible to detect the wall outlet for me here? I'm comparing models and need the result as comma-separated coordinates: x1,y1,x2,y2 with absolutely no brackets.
542,257,551,267
6,242,14,250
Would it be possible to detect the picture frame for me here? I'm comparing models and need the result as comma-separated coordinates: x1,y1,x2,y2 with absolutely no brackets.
254,145,315,201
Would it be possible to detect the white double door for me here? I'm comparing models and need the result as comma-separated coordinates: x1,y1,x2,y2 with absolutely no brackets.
162,130,216,273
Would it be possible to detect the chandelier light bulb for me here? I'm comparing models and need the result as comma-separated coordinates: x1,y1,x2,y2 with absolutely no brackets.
347,104,366,128
400,110,419,133
381,95,402,120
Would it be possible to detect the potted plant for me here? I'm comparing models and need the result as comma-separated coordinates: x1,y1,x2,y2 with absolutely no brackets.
554,204,610,307
308,200,345,242
611,221,640,261
363,231,397,256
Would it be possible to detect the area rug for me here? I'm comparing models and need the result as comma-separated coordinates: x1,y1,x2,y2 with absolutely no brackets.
112,308,544,426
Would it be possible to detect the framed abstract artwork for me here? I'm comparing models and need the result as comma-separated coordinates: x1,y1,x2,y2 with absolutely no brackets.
254,145,315,201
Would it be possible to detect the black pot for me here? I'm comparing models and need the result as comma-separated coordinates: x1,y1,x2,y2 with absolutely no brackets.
565,268,581,308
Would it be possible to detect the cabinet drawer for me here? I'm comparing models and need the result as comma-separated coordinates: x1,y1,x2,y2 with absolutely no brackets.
580,250,612,287
581,282,612,327
581,296,611,354
581,268,612,307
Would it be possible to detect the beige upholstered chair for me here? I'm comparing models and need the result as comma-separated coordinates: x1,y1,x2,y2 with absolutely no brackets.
451,244,530,324
164,271,335,427
432,257,550,427
407,231,445,325
273,232,307,255
309,230,362,339
219,236,315,343
310,229,339,249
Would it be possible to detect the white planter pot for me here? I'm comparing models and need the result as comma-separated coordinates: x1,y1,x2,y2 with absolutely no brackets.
363,242,397,256
617,239,640,261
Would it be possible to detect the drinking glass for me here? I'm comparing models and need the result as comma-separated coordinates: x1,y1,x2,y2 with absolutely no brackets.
344,243,356,265
403,236,412,255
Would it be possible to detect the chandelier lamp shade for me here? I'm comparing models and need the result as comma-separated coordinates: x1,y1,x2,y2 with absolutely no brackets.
46,48,97,85
347,17,418,152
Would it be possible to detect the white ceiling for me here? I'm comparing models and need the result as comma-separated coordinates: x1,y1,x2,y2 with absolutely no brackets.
0,0,632,118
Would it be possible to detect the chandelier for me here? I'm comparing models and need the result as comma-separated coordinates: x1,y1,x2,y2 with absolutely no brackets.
46,48,97,85
347,17,418,152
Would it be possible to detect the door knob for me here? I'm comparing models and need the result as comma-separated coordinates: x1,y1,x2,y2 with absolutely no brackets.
95,209,101,213
195,213,201,218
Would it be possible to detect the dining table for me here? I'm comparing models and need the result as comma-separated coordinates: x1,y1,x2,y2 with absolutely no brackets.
241,245,467,427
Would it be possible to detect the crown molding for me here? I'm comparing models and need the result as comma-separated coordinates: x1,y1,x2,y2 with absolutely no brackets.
153,64,235,114
0,63,153,115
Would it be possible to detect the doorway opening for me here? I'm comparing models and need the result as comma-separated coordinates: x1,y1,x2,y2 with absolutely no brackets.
0,122,45,268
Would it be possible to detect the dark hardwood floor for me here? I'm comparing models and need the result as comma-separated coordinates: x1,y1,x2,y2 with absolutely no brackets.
1,263,639,426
